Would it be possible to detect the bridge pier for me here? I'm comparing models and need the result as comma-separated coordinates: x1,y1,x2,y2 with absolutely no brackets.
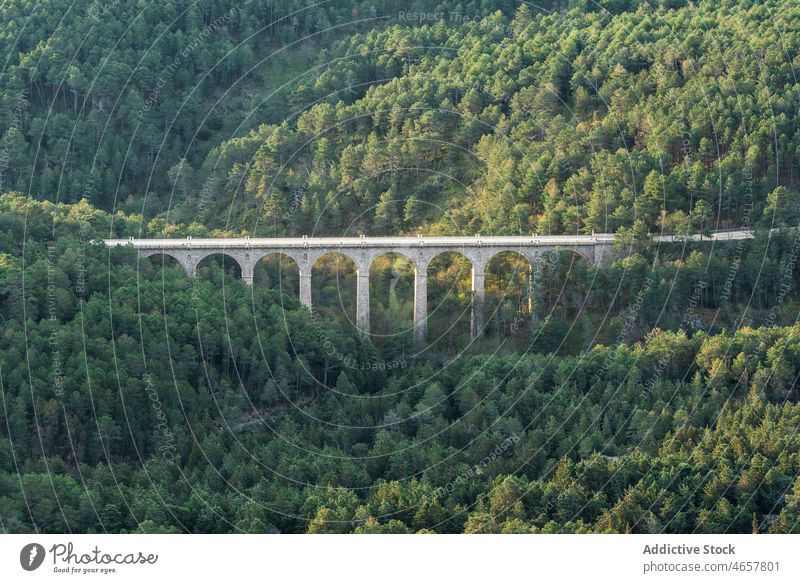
528,254,543,322
471,268,485,339
356,271,370,335
299,269,312,311
527,261,534,315
241,266,254,286
240,252,254,286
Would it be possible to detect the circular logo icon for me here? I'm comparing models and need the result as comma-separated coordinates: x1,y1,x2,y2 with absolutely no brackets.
20,543,46,571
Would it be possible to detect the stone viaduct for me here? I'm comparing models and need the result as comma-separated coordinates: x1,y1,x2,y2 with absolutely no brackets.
104,235,621,343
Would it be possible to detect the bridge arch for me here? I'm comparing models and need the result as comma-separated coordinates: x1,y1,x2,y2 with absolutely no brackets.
140,251,187,275
253,252,300,298
311,252,360,330
426,251,474,350
560,245,593,265
367,249,416,271
534,248,591,321
368,252,415,350
485,250,533,339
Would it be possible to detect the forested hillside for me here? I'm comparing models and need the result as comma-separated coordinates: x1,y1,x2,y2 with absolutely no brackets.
0,0,537,211
4,1,800,235
1,0,800,534
1,194,799,533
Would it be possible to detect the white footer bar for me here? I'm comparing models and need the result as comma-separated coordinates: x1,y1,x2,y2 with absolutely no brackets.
1,534,796,582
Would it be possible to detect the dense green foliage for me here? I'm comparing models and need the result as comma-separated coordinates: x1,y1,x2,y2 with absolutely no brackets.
4,0,800,234
187,0,800,235
0,0,543,211
1,195,799,533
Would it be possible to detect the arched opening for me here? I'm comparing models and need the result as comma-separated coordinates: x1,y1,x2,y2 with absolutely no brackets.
485,251,532,342
312,253,358,328
369,252,414,356
196,253,243,280
531,248,592,354
427,252,473,352
143,253,185,275
253,253,299,299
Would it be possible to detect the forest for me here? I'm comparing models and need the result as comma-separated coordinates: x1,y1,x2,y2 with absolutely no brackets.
1,0,800,533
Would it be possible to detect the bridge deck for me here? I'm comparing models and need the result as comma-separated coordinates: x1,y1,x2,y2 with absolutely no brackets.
104,235,616,249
